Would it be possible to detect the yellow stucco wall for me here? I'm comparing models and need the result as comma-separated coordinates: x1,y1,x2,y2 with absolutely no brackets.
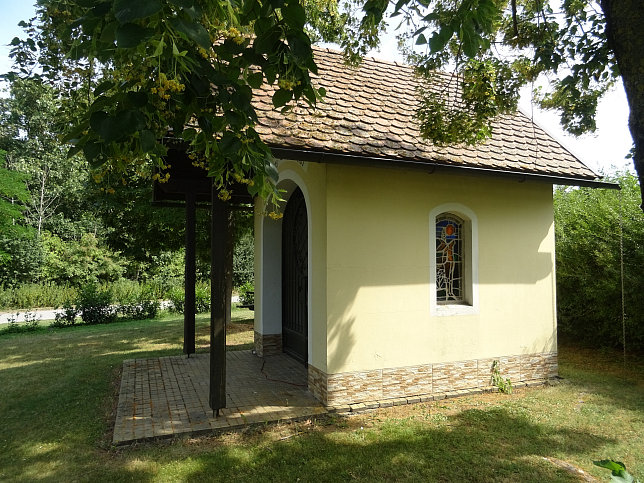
256,160,557,376
254,160,329,371
325,164,557,374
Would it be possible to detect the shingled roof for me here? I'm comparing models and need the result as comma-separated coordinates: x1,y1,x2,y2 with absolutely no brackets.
254,47,604,184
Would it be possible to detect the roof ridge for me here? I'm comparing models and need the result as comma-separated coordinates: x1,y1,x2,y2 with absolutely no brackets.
252,47,599,182
312,44,411,70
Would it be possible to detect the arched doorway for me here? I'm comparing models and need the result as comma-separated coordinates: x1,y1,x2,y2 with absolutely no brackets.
281,187,308,363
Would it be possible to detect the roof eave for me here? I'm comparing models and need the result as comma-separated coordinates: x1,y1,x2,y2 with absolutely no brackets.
270,147,620,190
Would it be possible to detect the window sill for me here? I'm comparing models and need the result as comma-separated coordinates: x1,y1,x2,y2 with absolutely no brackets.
432,304,478,317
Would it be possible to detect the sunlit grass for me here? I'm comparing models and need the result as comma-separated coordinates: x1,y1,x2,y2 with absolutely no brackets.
0,312,642,482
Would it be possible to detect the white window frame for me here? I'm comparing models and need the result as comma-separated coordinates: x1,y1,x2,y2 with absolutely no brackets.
429,203,479,316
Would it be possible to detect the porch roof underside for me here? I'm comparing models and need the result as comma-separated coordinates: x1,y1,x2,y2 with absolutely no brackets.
254,48,616,189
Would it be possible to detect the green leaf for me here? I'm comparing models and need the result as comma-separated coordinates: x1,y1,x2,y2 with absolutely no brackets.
265,158,279,183
416,33,427,45
126,91,148,108
117,110,146,134
461,21,478,58
242,0,260,19
94,110,145,142
113,0,162,24
168,0,195,7
83,141,103,163
153,37,166,56
90,111,109,133
393,0,408,14
116,23,154,48
247,72,264,89
93,81,115,97
140,130,156,152
170,17,211,49
592,460,636,483
67,145,83,158
181,128,198,141
264,65,277,84
429,28,452,53
282,3,306,30
99,21,117,44
272,89,292,108
172,41,188,57
219,131,241,155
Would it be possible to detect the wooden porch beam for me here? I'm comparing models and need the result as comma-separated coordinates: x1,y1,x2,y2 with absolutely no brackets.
183,192,196,356
210,189,232,414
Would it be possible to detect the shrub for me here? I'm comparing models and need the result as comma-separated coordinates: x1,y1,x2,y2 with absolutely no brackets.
145,250,185,292
0,312,41,335
51,300,79,328
118,286,159,320
555,172,644,351
238,281,254,307
168,281,210,314
76,283,116,325
168,287,185,314
0,282,77,310
0,233,44,287
41,232,125,286
233,232,254,287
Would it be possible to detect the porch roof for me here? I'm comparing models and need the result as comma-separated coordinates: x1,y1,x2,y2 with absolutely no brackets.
254,48,608,186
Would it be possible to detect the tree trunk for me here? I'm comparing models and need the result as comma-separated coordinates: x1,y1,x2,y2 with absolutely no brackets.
37,167,48,237
601,0,644,210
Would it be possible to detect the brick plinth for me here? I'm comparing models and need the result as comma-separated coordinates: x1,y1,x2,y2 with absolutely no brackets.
308,352,557,406
254,331,282,357
307,364,328,404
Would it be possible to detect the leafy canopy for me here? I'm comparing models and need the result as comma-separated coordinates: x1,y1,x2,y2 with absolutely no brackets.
8,0,642,208
341,0,618,144
8,0,336,206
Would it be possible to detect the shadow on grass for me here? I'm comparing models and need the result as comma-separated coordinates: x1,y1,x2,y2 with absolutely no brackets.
557,343,644,414
134,407,611,482
1,406,613,482
0,313,256,481
0,325,637,482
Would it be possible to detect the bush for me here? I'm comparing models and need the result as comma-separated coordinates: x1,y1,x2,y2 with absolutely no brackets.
233,231,254,287
119,299,159,320
51,300,79,328
555,172,644,351
41,232,125,286
118,286,160,320
0,311,41,335
168,281,210,314
76,283,116,325
144,250,185,292
0,282,77,310
238,281,254,307
0,232,44,287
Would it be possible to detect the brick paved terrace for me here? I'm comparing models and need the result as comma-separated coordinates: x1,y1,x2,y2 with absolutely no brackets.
113,351,326,444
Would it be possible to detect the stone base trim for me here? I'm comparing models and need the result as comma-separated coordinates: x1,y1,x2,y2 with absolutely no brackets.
254,331,282,357
326,380,552,414
308,352,557,406
307,364,328,404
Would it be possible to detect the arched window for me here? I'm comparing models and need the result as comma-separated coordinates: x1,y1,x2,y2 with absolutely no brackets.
435,214,464,303
429,204,479,316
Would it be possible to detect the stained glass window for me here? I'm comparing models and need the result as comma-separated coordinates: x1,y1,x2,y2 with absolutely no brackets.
436,214,464,303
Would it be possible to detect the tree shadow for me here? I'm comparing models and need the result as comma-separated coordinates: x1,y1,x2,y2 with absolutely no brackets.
167,406,612,482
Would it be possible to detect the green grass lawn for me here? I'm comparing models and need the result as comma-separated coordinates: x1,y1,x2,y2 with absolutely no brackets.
1,312,642,482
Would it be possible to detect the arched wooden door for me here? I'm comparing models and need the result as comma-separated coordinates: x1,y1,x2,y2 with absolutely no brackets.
282,188,308,363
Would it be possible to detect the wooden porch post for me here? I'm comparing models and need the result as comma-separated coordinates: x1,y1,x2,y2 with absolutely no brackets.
210,187,232,414
183,192,196,356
